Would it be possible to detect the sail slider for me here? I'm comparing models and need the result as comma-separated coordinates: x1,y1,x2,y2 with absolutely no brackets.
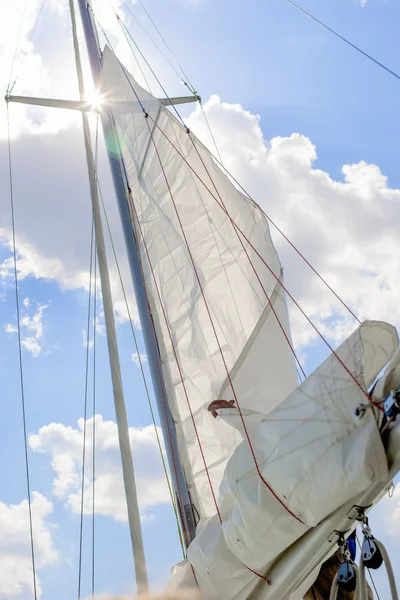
5,94,199,112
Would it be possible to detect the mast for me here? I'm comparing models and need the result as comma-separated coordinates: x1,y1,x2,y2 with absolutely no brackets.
69,0,149,594
76,0,196,546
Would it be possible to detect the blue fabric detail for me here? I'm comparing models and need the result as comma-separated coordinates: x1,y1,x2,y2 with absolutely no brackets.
347,536,356,561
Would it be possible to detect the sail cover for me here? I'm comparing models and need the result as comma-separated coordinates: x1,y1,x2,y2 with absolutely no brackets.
101,46,299,520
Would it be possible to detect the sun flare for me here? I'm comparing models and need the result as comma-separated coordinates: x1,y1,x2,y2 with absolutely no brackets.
87,87,103,110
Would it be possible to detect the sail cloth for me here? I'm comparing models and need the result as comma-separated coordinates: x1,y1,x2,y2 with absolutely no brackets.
169,321,397,599
101,46,299,520
100,48,399,599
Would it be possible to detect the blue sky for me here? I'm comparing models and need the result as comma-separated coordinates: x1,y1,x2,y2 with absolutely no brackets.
1,0,400,598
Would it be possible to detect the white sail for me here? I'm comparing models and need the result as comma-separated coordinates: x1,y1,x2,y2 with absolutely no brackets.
170,320,398,599
101,46,299,521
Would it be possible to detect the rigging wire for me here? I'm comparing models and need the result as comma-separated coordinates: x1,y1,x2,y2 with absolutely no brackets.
75,15,185,541
6,102,38,600
201,147,361,325
7,0,28,92
115,43,370,403
99,3,383,412
285,0,400,83
78,206,96,600
118,16,153,93
91,251,97,600
95,7,268,516
92,14,193,547
94,162,186,558
100,1,359,329
91,11,386,591
124,0,197,94
91,115,100,600
120,0,193,90
119,0,221,171
7,0,48,95
112,0,306,382
93,2,380,525
92,0,153,92
116,17,190,127
199,103,225,169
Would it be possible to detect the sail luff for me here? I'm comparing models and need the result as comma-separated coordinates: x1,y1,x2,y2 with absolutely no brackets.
76,0,196,546
70,0,149,592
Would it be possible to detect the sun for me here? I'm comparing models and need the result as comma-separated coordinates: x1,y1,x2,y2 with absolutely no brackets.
87,87,103,110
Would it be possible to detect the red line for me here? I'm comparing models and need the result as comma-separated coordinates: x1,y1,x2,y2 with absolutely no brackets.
204,147,361,324
144,118,306,523
245,564,272,585
144,113,382,412
188,132,307,380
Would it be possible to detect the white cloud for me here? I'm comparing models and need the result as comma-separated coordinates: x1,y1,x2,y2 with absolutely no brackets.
0,492,57,597
0,0,188,330
0,0,81,139
29,415,170,522
186,96,400,350
2,17,400,356
132,352,147,367
81,302,106,348
4,92,400,354
4,300,49,357
377,482,400,535
0,0,147,141
360,0,367,6
0,129,139,326
81,328,94,350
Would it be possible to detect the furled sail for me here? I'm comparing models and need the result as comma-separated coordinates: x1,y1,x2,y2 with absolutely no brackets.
169,320,398,599
101,46,299,521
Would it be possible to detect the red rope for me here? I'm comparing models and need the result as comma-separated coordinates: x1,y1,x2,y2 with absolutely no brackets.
245,564,272,585
202,145,361,324
144,118,306,523
129,195,277,584
188,132,306,380
130,188,276,586
143,113,383,412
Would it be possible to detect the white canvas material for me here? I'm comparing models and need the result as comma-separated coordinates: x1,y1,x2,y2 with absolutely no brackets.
170,322,397,599
102,46,298,521
101,48,398,600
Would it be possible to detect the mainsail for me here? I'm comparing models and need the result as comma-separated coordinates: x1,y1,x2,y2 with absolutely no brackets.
101,46,299,521
100,49,400,600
